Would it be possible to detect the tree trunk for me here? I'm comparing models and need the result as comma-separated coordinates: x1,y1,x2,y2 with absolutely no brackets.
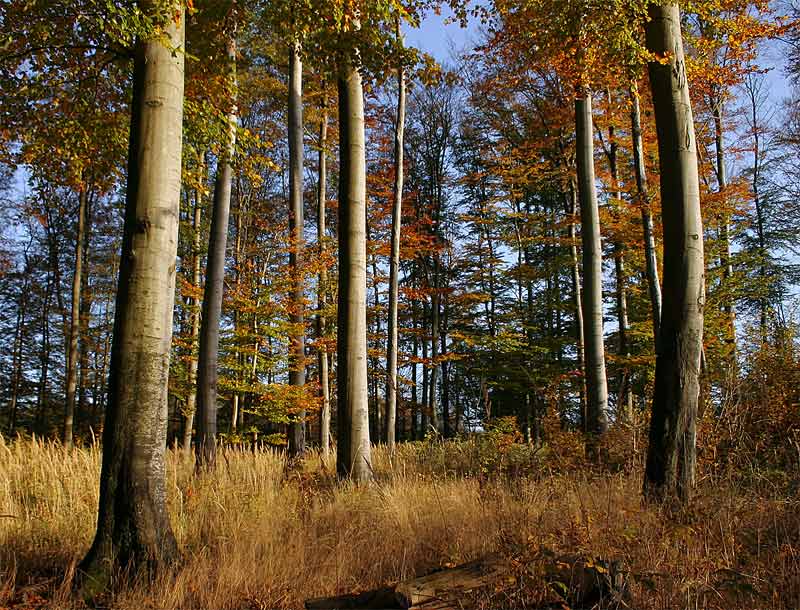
421,299,429,433
7,273,28,434
411,290,419,440
565,187,587,428
317,109,331,456
336,31,372,481
440,298,450,438
288,39,306,456
64,184,88,449
603,100,633,422
643,2,705,504
428,271,440,434
35,274,53,435
712,101,738,393
386,39,405,448
79,3,184,585
745,77,768,341
195,27,236,472
575,93,609,437
630,84,663,343
183,184,202,452
78,191,92,437
369,245,381,442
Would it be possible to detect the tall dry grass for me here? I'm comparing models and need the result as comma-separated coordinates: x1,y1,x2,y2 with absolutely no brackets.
0,435,798,609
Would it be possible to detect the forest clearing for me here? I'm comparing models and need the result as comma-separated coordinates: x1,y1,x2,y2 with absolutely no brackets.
3,0,800,608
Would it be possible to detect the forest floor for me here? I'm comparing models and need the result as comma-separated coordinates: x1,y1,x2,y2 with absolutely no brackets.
0,434,798,610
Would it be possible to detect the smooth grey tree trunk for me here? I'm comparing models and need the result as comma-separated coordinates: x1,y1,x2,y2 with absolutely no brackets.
630,85,663,343
336,32,372,482
565,187,587,427
712,102,738,388
182,189,202,452
195,30,237,472
317,110,331,456
603,102,634,422
575,93,609,437
80,2,184,586
643,2,705,504
385,55,405,448
288,40,306,456
64,184,88,450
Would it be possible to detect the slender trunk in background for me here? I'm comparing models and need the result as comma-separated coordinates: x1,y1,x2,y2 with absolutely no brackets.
411,290,419,440
35,274,53,434
421,310,429,433
614,245,633,420
565,187,587,427
575,93,609,438
230,188,245,433
368,244,381,441
64,184,88,449
604,98,633,422
630,84,663,343
80,3,184,584
745,78,768,340
195,25,237,472
288,39,306,456
183,180,203,451
78,192,92,434
317,109,331,456
336,28,372,481
643,2,705,504
440,298,450,437
386,34,405,448
7,273,28,434
713,101,738,390
428,265,440,433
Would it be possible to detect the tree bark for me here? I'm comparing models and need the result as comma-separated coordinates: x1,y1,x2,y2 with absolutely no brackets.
630,84,663,343
336,28,372,481
603,99,633,422
288,39,306,456
643,2,705,503
182,184,203,452
575,93,609,437
79,2,184,586
317,109,331,456
195,26,237,472
565,187,587,428
386,43,405,449
64,184,88,449
744,76,768,341
712,101,738,390
428,271,440,434
7,269,28,434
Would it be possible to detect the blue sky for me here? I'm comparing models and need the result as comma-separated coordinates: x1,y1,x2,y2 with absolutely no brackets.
406,7,483,65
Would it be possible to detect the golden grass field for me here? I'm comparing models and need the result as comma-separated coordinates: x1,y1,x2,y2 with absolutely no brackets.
0,435,798,609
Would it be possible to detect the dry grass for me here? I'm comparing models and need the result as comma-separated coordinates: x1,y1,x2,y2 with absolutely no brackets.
0,436,798,609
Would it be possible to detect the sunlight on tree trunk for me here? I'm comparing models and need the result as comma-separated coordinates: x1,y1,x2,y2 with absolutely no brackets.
79,2,185,588
643,2,705,504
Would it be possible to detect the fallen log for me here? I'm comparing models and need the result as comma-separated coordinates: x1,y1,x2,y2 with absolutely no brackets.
305,557,506,609
305,553,628,610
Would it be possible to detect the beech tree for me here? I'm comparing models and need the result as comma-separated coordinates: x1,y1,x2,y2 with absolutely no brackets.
80,0,185,584
195,7,238,471
336,12,372,481
643,2,705,503
385,18,406,449
287,37,306,456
